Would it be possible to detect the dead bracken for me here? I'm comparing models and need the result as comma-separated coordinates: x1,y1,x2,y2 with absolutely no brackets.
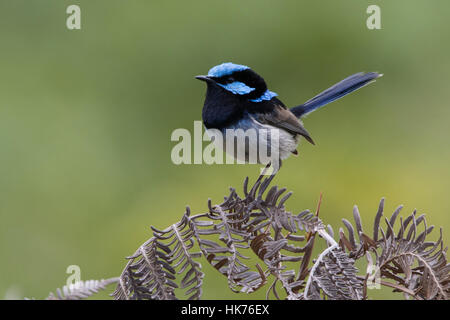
45,174,449,300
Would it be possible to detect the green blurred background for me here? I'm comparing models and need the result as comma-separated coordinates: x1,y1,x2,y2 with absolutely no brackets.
0,0,449,300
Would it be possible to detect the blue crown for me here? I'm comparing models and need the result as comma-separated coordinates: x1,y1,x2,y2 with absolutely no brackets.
208,62,250,78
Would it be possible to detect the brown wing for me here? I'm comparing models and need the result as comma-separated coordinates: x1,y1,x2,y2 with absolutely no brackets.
257,104,315,145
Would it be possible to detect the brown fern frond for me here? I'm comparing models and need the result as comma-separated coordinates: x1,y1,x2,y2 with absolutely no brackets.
113,208,204,300
338,198,449,300
107,174,449,301
47,278,119,300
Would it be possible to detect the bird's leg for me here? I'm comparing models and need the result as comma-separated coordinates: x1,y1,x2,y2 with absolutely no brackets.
255,162,271,186
261,159,282,187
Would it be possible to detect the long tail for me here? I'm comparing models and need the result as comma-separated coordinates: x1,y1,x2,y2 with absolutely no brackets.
290,72,382,118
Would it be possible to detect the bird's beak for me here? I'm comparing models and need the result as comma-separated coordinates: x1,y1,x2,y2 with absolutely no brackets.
195,75,213,82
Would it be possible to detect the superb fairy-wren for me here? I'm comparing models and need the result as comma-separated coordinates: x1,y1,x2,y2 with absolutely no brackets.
196,62,381,170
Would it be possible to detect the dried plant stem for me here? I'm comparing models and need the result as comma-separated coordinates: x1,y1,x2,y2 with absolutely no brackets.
318,228,338,247
356,275,422,300
303,242,338,299
302,228,339,299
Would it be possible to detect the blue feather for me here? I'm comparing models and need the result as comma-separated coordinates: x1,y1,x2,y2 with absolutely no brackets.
250,90,278,102
208,62,249,77
218,81,255,95
291,72,382,117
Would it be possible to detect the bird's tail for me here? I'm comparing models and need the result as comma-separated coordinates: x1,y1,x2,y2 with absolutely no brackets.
290,72,382,118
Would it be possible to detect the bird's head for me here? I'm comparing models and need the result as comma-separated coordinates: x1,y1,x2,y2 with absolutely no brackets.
196,62,278,103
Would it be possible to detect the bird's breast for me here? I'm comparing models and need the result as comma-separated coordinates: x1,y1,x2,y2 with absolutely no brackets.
205,114,299,164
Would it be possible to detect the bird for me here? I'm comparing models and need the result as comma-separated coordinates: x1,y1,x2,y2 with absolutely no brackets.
196,62,381,172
